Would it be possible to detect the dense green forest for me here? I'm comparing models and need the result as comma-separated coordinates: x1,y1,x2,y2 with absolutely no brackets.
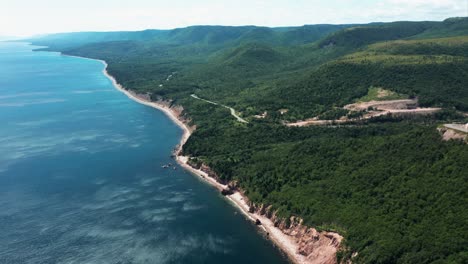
30,17,468,263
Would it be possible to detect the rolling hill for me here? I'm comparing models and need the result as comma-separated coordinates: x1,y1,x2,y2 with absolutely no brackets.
26,18,468,263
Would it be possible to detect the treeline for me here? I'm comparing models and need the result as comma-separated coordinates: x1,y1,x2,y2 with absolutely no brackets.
53,21,468,121
183,120,468,263
28,18,468,263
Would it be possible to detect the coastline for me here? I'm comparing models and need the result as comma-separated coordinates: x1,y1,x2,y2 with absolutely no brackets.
100,61,192,149
91,56,336,264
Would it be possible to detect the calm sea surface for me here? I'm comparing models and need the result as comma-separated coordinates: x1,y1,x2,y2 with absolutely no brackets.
0,42,288,264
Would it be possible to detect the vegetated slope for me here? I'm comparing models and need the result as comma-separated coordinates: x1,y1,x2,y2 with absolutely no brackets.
317,21,437,48
174,43,291,98
183,121,468,264
29,24,353,51
412,17,468,39
28,18,468,263
366,36,468,56
166,20,468,120
34,24,356,98
32,20,468,114
273,35,468,121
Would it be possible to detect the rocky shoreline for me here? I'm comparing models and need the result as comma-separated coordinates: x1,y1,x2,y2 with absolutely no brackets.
97,57,345,264
179,157,345,264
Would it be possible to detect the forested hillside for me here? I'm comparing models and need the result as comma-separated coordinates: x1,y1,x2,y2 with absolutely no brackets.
29,17,468,263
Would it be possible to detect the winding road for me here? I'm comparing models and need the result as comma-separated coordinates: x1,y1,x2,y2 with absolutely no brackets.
191,94,248,123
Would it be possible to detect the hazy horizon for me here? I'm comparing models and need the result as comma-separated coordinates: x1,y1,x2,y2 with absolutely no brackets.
2,18,462,39
2,0,467,37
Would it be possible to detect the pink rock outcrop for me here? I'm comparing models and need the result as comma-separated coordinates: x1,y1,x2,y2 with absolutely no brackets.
250,204,344,264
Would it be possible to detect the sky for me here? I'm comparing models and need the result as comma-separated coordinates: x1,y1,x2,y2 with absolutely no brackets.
0,0,467,37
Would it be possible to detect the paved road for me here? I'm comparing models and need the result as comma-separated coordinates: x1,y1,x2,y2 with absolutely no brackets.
191,94,248,123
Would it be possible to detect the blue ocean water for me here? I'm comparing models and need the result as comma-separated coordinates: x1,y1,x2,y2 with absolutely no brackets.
0,42,288,264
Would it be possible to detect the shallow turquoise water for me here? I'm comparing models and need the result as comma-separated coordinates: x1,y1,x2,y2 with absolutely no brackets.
0,42,288,264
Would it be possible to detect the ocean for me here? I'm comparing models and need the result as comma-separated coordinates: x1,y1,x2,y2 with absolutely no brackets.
0,42,288,264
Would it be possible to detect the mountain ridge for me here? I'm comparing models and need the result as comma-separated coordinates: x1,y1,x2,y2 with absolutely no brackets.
25,17,468,263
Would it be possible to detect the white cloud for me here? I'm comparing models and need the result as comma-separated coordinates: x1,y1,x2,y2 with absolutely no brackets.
385,0,464,17
0,0,466,36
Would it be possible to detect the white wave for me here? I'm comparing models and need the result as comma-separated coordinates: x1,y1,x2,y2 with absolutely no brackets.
182,202,204,211
0,98,66,107
71,89,113,94
0,92,51,99
140,207,177,223
0,130,142,172
15,119,57,127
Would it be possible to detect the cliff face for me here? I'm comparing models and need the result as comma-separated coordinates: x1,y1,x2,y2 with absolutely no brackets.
150,90,346,264
250,203,343,264
199,164,225,184
152,97,185,119
181,157,345,264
